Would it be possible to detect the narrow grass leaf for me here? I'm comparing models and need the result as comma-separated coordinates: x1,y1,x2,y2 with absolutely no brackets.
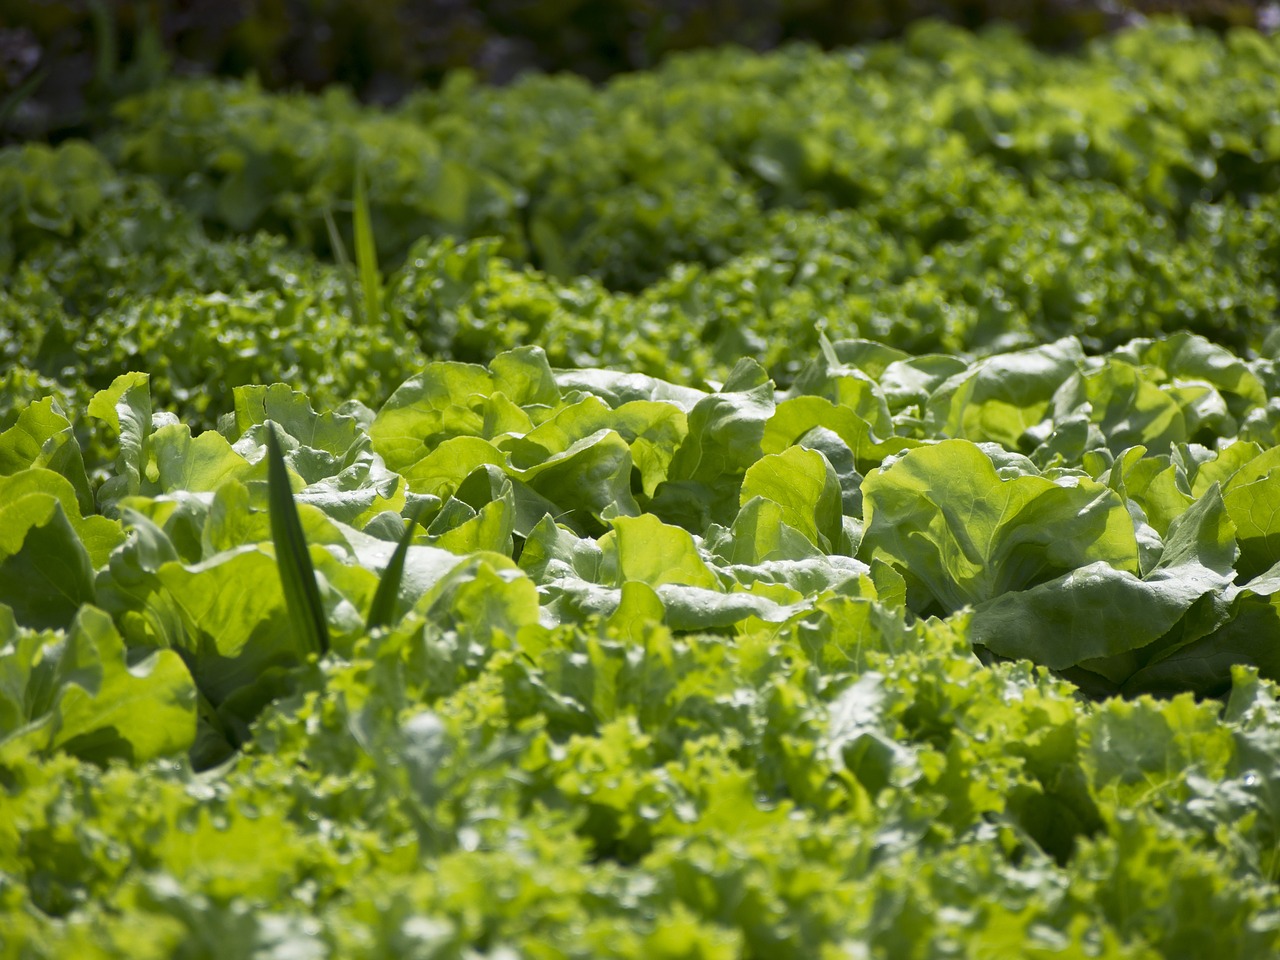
366,500,427,632
323,203,363,324
265,423,330,656
353,157,382,326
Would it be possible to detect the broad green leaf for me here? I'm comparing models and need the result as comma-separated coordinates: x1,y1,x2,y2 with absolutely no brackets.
233,402,404,528
970,486,1238,681
859,439,1138,613
1223,445,1280,491
1224,470,1280,581
763,396,917,471
402,436,508,499
1116,332,1268,412
519,514,605,585
793,426,862,517
877,354,970,414
0,604,196,764
714,497,823,565
88,371,153,510
740,446,844,553
925,337,1084,449
656,584,805,631
0,468,123,569
613,402,689,498
196,479,352,559
342,526,514,620
1190,440,1263,498
601,515,722,592
409,554,538,642
788,336,897,435
489,345,562,408
232,383,364,456
441,562,541,644
92,509,189,653
427,465,516,555
1051,359,1187,455
152,424,251,493
516,428,640,531
372,358,534,472
0,397,93,515
606,582,666,643
368,345,552,473
868,558,908,609
667,358,774,483
1123,592,1280,699
553,367,705,410
726,556,872,599
655,358,775,528
153,548,310,707
1115,453,1193,537
502,395,686,499
816,339,912,381
0,497,96,631
1242,399,1280,448
526,574,620,627
1163,381,1235,441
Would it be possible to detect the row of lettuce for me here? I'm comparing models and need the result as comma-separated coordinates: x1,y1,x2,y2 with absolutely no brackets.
4,141,1277,432
5,332,1280,955
6,18,1280,957
4,22,1280,438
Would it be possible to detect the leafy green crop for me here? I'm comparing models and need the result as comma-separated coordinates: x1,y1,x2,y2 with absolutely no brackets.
5,17,1280,959
4,21,1280,434
3,330,1280,954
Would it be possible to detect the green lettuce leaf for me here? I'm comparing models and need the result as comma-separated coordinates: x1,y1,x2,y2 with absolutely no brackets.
601,515,722,592
372,348,557,473
425,464,516,555
1050,359,1188,455
1223,463,1280,582
924,337,1084,449
0,604,196,764
0,469,124,629
652,358,775,529
859,439,1138,613
711,497,824,565
515,428,640,533
0,397,93,516
970,485,1238,686
88,371,154,511
739,446,845,554
1120,563,1280,698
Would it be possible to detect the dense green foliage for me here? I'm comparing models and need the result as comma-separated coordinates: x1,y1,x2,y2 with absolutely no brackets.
5,21,1280,435
4,20,1280,958
7,0,1263,141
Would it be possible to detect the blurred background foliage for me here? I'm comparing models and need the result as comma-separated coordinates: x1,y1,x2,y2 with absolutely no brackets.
2,0,1273,144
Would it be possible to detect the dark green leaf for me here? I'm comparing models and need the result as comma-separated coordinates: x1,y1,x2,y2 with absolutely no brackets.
265,423,329,657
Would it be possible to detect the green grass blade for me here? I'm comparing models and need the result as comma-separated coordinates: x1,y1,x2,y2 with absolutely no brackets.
366,501,426,632
265,423,330,656
322,203,363,325
0,66,49,135
88,0,118,86
352,157,382,326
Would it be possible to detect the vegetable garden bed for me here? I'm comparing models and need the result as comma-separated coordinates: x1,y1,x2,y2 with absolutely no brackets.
3,19,1280,959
